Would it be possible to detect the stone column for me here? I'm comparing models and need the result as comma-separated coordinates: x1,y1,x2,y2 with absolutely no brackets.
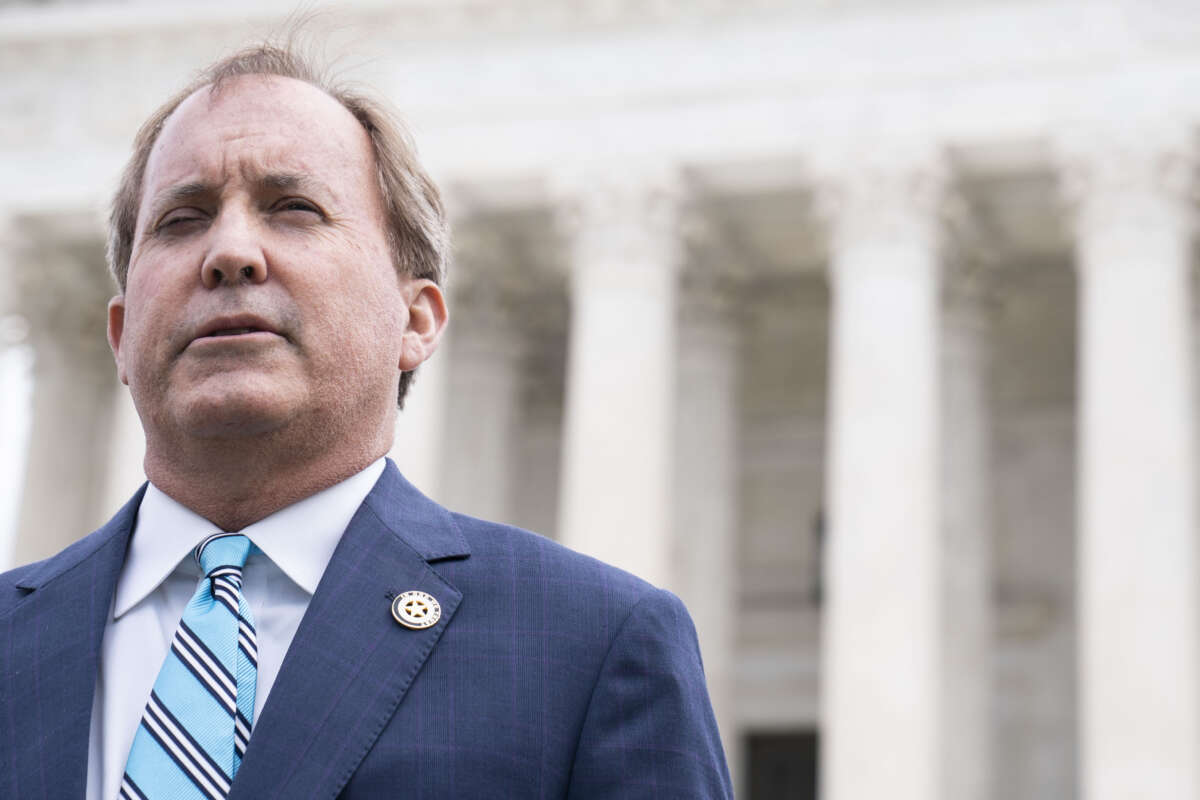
438,230,524,524
555,169,680,588
103,383,147,511
1062,130,1199,800
11,221,119,565
673,265,740,784
0,218,34,569
389,346,449,499
939,258,993,800
820,157,945,800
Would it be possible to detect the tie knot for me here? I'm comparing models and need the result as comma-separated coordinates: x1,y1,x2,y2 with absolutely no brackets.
194,533,253,575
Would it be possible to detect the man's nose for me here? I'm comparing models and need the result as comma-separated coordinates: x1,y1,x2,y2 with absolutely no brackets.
200,210,268,289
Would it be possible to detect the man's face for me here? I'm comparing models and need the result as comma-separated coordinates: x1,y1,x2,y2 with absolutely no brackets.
109,75,433,445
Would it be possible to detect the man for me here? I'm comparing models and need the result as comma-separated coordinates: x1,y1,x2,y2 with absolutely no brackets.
0,44,732,799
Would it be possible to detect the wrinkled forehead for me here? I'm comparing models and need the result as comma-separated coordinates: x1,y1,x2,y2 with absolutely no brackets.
141,74,378,206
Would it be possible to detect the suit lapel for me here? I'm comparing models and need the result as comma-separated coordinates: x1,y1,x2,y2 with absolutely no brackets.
3,491,140,799
230,463,469,800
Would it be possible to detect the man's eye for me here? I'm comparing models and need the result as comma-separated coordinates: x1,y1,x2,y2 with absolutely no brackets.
157,212,205,230
275,198,320,215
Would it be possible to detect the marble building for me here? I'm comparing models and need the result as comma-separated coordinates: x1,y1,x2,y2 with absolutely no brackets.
1,1,1198,798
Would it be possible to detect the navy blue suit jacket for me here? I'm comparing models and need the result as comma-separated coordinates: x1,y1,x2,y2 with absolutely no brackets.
0,461,732,798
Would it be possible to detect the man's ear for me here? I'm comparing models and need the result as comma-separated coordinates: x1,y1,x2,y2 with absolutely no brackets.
398,280,448,372
107,294,130,385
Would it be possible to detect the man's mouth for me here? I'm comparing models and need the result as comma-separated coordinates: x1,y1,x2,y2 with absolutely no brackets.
188,316,284,350
207,327,261,337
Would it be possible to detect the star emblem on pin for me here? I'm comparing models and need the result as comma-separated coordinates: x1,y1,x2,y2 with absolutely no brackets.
391,590,441,629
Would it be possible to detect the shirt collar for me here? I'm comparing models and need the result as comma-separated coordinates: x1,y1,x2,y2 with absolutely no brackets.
113,458,386,618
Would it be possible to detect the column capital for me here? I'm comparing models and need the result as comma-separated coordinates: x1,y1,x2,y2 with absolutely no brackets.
815,146,950,258
10,216,112,364
450,222,524,300
551,164,684,279
676,207,751,336
447,222,527,362
1055,121,1196,241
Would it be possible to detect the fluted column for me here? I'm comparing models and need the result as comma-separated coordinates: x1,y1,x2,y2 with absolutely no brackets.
0,218,33,570
438,228,524,524
555,169,680,587
1062,129,1199,800
940,259,993,800
12,221,119,565
673,265,740,783
820,156,945,800
103,380,147,511
389,347,449,499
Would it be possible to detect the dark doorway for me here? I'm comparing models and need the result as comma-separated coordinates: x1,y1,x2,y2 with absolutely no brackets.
746,730,818,799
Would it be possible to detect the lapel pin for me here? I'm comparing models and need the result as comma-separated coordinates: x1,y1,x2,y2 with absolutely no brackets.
392,590,441,629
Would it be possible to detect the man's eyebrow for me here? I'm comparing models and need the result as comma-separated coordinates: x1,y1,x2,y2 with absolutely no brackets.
150,181,215,210
146,174,329,218
257,172,325,195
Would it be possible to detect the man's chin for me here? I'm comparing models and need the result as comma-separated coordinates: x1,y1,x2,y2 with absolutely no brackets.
170,388,300,440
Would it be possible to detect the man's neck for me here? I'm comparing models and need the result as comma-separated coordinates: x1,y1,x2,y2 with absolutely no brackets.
142,429,390,533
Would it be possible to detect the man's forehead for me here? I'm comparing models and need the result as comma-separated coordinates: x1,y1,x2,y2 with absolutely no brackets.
172,73,350,128
142,74,374,197
156,76,362,158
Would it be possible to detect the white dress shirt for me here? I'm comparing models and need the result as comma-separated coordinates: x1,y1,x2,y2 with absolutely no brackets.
85,458,385,800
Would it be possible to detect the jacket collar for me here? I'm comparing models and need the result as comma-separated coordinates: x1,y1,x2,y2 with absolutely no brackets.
361,458,470,563
229,460,469,799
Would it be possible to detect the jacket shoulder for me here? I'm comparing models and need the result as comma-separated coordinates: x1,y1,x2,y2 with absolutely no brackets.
0,529,104,615
0,487,143,617
448,512,662,602
0,560,38,613
441,516,731,798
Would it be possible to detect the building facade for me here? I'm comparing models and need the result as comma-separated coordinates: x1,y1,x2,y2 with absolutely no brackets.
1,1,1198,798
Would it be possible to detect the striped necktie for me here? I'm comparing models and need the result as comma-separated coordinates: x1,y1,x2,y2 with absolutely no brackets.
120,533,259,800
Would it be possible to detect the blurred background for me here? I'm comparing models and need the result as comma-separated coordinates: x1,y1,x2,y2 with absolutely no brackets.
1,1,1198,798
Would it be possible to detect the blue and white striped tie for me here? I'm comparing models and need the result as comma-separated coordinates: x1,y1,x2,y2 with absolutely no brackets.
120,533,259,800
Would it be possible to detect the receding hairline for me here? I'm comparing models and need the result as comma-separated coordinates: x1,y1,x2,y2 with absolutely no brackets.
181,71,355,116
151,72,374,163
